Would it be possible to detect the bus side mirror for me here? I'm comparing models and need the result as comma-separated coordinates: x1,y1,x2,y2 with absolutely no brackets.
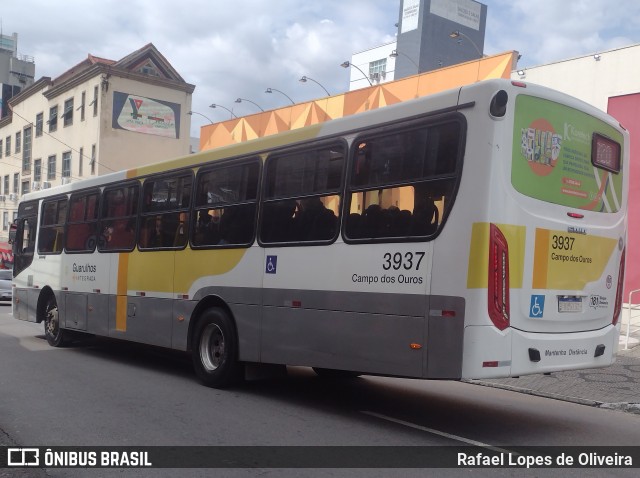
8,222,17,245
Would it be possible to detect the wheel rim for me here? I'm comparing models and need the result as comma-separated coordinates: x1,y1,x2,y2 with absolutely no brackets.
45,304,59,337
199,323,225,372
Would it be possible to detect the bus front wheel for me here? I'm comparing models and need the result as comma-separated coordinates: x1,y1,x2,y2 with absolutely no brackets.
191,308,242,388
43,295,67,347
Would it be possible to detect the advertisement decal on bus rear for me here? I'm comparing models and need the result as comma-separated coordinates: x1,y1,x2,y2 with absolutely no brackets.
512,95,624,212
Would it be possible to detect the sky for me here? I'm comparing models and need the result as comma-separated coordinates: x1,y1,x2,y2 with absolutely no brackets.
2,0,640,137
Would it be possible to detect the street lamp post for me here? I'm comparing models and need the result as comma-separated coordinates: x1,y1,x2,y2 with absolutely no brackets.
209,103,237,119
298,76,330,96
340,61,373,86
449,31,483,57
235,98,265,112
265,87,295,105
188,110,214,123
389,49,420,73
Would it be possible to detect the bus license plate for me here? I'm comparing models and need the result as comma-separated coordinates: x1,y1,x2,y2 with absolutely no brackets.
558,296,582,313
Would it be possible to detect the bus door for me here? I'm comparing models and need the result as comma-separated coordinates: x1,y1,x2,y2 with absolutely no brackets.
11,201,38,321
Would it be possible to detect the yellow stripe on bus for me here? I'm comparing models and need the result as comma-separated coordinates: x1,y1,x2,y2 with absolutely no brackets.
116,254,129,331
467,222,525,289
532,229,550,289
532,228,617,290
125,248,248,294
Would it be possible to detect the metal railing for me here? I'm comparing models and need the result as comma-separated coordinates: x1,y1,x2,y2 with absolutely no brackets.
624,289,640,349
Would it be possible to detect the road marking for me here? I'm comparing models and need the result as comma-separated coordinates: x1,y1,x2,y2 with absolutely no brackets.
362,411,513,454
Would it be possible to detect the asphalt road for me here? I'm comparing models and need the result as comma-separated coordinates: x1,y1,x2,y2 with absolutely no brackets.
1,304,639,477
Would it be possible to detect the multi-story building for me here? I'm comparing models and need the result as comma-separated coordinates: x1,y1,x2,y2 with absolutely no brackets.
346,0,487,90
0,31,36,118
0,43,195,243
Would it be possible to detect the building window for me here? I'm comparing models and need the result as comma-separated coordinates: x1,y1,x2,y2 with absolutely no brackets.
368,58,387,82
62,151,71,178
35,112,44,137
5,136,11,156
63,98,74,127
48,105,58,132
21,180,29,195
3,176,8,195
13,173,19,194
15,131,21,154
2,212,7,232
48,155,56,180
91,144,96,174
0,139,3,159
34,159,42,182
93,85,98,117
79,147,84,176
80,91,86,122
22,126,32,174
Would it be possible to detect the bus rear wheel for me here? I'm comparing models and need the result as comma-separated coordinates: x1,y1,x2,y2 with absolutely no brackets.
43,295,67,347
192,308,242,388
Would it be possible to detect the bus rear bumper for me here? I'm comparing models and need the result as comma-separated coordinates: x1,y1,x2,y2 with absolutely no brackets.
461,324,619,379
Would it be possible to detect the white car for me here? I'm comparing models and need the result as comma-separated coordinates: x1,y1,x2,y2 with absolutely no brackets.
0,269,12,301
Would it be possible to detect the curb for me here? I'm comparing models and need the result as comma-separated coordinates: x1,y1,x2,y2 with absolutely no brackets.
467,379,602,407
467,379,640,414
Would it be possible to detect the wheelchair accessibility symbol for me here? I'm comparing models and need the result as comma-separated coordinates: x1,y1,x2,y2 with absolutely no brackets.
266,255,277,274
529,295,545,318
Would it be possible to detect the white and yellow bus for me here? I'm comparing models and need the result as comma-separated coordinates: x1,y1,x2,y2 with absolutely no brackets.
11,79,628,388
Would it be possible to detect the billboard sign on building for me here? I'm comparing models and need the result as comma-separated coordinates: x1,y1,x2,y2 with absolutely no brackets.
112,92,180,139
430,0,482,30
401,0,421,33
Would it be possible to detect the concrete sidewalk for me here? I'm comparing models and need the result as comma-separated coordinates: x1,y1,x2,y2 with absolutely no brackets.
472,306,640,414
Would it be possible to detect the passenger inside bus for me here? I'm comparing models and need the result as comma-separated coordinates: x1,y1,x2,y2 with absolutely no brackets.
146,215,170,248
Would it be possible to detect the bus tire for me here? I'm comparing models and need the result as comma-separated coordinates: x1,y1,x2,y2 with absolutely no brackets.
43,295,67,347
312,367,361,379
192,308,242,388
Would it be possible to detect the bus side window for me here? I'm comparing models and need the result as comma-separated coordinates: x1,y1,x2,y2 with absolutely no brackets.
260,143,343,245
38,198,67,254
99,184,139,252
66,191,99,252
191,159,259,248
345,120,460,241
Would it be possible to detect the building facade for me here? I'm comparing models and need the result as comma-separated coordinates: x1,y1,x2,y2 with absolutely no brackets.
0,43,195,244
347,0,487,91
0,32,36,118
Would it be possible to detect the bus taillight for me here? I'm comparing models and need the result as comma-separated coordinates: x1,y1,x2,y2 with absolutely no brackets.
613,249,626,326
488,224,510,330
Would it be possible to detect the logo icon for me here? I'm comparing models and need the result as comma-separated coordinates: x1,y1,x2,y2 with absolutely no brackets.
265,255,277,274
529,295,545,318
7,448,40,466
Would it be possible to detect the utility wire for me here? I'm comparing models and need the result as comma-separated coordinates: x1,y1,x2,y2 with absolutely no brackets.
8,108,117,175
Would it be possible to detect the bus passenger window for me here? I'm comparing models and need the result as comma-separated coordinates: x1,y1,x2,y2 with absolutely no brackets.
99,184,139,252
260,143,343,244
66,191,99,252
38,198,67,254
345,120,461,241
191,160,259,248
